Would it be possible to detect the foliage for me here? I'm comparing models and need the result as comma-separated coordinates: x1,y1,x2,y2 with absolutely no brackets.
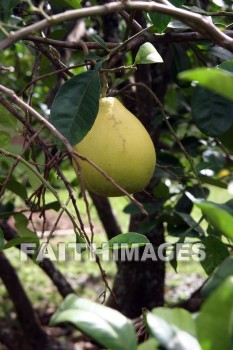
50,274,233,349
0,0,233,348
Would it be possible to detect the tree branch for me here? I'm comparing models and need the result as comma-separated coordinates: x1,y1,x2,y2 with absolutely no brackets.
26,30,233,51
0,2,232,51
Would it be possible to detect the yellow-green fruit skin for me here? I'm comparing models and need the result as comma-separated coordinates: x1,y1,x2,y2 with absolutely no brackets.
73,97,156,197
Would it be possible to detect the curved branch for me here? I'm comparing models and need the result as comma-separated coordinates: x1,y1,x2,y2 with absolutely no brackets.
0,1,232,51
26,30,233,50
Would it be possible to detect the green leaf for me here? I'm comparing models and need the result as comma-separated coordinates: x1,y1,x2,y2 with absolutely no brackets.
149,12,172,34
175,186,208,214
0,105,18,131
64,0,82,8
84,53,102,61
90,34,109,51
191,199,233,241
28,201,61,212
200,236,229,275
179,67,233,102
50,294,137,350
135,43,163,64
0,131,11,147
14,213,36,237
123,202,161,215
137,338,159,350
3,236,39,250
191,86,233,137
218,60,233,73
42,201,61,212
149,0,183,33
145,312,201,350
0,177,27,200
175,212,204,235
50,71,101,145
218,125,233,153
100,232,150,251
152,307,197,337
0,0,20,20
202,256,233,298
197,277,233,350
199,175,228,189
171,44,192,87
0,228,4,251
76,233,86,253
153,182,170,199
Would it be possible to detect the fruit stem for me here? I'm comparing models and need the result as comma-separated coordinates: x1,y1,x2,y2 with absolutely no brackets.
100,71,108,97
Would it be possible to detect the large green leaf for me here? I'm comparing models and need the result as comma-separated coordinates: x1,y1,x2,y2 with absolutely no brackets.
50,294,137,350
197,277,233,350
200,235,229,275
50,71,101,146
202,256,233,298
151,307,197,337
191,86,233,137
192,199,233,241
179,67,233,102
145,311,201,350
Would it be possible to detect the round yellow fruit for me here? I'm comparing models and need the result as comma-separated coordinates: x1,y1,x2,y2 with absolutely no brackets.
73,97,156,197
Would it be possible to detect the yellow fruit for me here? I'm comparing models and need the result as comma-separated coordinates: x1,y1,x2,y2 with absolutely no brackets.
73,97,156,197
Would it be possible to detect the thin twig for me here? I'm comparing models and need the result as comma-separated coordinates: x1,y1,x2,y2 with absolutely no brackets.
0,126,44,198
19,63,88,96
0,148,83,236
25,30,233,50
120,10,142,33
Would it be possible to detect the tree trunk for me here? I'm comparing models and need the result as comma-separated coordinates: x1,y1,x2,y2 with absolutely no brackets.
0,251,50,350
107,217,165,318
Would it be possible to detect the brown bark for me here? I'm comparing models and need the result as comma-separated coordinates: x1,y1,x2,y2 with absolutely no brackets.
0,251,50,350
107,224,165,318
